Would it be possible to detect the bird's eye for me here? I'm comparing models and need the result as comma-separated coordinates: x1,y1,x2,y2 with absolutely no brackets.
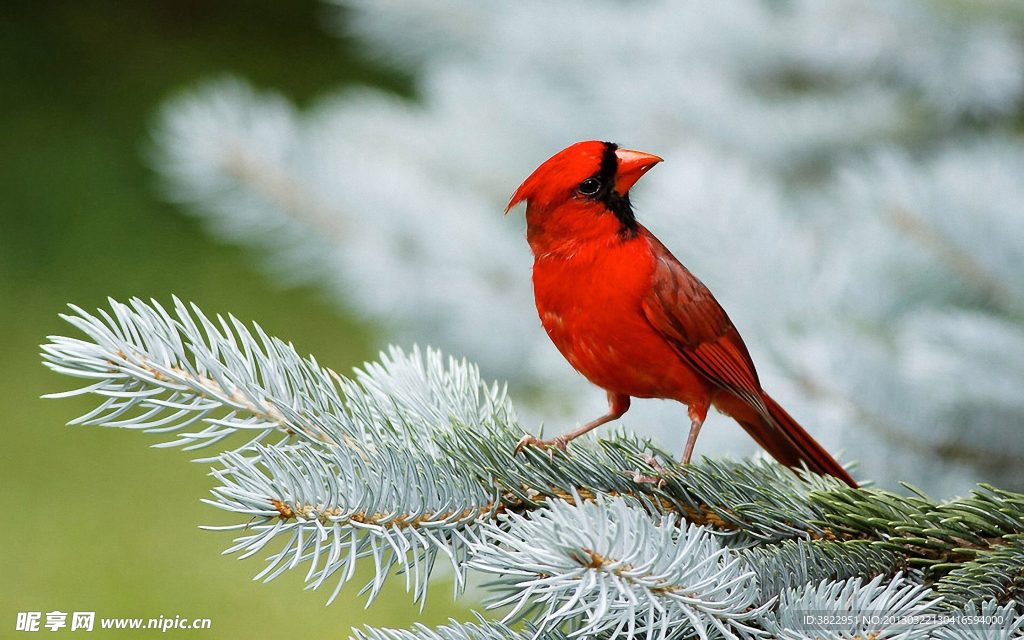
577,177,601,196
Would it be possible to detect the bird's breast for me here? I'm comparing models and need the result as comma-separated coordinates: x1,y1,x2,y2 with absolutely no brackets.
532,236,707,402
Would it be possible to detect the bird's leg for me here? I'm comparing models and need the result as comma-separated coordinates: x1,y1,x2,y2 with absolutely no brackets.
515,393,630,455
680,403,709,465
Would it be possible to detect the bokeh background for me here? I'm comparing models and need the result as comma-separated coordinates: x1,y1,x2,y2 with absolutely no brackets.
0,0,467,636
3,0,1024,637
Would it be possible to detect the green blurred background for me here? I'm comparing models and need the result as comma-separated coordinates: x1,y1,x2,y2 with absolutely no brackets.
0,0,470,635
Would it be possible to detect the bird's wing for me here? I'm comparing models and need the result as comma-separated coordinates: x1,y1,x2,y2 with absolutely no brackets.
638,230,858,487
639,230,766,412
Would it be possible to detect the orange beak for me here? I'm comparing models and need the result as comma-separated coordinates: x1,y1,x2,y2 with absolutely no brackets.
614,148,663,195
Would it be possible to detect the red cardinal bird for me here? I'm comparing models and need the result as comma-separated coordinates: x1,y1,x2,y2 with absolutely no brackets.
507,140,857,488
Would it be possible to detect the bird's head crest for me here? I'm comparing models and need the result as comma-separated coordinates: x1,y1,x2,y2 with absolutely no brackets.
506,141,662,221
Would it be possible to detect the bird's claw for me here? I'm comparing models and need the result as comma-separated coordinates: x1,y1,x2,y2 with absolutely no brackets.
514,434,569,458
643,454,670,475
626,470,666,488
624,454,671,487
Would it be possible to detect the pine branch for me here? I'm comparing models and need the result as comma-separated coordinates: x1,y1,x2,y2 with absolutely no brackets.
41,297,345,453
351,619,568,640
739,538,910,606
933,538,1024,610
764,573,943,640
43,298,1024,639
444,423,850,541
203,441,496,604
932,600,1024,640
467,495,768,640
812,485,1024,570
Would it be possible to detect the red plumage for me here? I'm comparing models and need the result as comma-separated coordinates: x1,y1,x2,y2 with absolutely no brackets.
508,140,857,488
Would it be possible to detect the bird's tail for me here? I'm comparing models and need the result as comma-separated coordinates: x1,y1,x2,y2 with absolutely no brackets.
739,392,858,488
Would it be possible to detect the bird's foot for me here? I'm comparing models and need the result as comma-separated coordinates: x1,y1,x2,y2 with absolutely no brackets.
626,470,666,488
514,434,569,457
625,454,670,487
643,454,670,475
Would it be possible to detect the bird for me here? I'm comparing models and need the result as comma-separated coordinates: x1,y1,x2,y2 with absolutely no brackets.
506,140,857,488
